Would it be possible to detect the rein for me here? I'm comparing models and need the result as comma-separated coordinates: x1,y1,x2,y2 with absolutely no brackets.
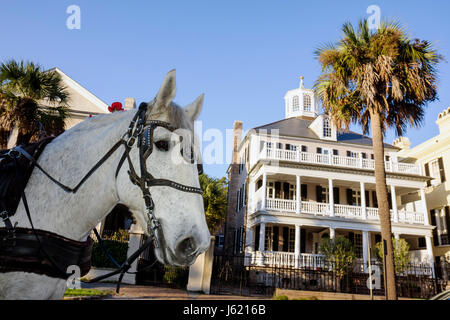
0,103,203,293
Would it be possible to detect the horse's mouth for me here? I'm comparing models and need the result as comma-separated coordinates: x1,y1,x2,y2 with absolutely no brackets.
153,242,198,267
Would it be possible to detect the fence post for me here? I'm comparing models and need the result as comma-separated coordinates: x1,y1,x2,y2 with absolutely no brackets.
187,236,216,294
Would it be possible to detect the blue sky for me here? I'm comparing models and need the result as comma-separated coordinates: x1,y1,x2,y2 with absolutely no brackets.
1,1,449,179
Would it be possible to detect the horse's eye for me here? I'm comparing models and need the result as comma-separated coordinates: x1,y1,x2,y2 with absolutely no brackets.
155,140,170,151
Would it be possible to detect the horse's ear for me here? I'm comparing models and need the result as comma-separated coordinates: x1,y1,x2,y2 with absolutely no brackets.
150,69,177,115
184,93,204,122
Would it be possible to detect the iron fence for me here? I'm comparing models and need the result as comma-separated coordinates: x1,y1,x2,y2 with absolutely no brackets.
210,254,449,299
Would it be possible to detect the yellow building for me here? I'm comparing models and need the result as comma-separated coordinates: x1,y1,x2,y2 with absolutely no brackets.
396,107,450,271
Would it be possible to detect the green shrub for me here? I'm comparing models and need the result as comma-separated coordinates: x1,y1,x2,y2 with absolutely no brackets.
91,240,128,268
163,266,189,288
273,295,289,300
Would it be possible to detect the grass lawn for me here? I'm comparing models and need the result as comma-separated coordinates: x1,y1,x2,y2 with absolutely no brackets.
64,288,113,297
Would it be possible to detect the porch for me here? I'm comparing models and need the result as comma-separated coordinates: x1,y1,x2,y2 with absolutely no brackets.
245,223,435,275
250,174,428,226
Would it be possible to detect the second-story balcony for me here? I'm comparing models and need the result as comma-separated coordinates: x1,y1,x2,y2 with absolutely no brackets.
259,147,421,175
252,195,425,225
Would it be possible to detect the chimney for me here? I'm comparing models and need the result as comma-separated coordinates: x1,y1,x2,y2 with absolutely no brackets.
393,137,411,150
436,107,450,135
224,120,243,254
124,98,136,110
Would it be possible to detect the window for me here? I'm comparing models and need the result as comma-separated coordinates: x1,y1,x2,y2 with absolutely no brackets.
333,149,339,156
292,96,299,111
347,151,359,158
352,190,361,206
265,226,273,251
289,228,295,253
323,117,332,137
418,237,426,249
303,94,312,111
322,187,329,203
267,182,275,199
286,144,297,151
354,234,363,258
301,145,308,152
428,158,446,186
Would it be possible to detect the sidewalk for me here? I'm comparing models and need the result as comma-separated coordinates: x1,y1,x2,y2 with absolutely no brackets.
77,282,269,300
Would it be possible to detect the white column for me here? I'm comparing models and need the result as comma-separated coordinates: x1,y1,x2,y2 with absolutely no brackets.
329,178,334,217
249,179,256,212
391,185,399,223
121,223,144,284
262,172,267,211
294,225,301,268
425,236,435,278
360,181,366,220
362,231,369,272
394,233,400,240
296,175,301,214
259,222,265,253
359,152,363,168
435,209,442,246
330,227,336,239
420,188,430,225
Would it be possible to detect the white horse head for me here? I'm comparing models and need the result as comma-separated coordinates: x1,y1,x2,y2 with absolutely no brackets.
116,70,210,266
0,70,210,299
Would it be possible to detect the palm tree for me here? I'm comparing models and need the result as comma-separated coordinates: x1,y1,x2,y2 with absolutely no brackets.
0,60,69,149
315,20,441,299
199,174,228,234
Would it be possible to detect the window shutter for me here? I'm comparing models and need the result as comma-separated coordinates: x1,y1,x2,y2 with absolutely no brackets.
346,189,353,205
372,191,378,207
301,184,307,200
445,207,450,234
255,225,260,251
424,163,431,186
282,227,289,252
273,227,279,252
365,191,369,206
283,182,290,200
430,210,439,246
438,157,446,183
316,185,323,202
300,229,306,253
387,192,392,210
371,154,374,160
333,187,340,204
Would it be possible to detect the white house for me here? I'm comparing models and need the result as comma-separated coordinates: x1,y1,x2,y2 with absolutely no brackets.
225,77,435,274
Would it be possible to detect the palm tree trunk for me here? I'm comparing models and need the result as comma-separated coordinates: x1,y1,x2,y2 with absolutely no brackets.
369,110,397,300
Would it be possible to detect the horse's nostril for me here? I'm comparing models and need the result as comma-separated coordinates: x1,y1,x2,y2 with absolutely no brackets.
176,237,197,257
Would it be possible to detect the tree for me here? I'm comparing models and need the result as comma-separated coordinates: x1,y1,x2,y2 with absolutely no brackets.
0,60,69,149
375,237,411,275
320,236,356,292
198,174,228,234
315,20,442,299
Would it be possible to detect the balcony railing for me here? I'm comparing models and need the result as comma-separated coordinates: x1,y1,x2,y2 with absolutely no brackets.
250,251,326,269
258,198,425,225
260,147,421,175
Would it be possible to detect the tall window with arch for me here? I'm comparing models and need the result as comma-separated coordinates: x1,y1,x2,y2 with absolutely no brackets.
303,94,312,111
292,96,299,111
323,117,332,138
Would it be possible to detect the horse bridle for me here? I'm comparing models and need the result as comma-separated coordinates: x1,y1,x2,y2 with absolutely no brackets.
115,103,203,251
